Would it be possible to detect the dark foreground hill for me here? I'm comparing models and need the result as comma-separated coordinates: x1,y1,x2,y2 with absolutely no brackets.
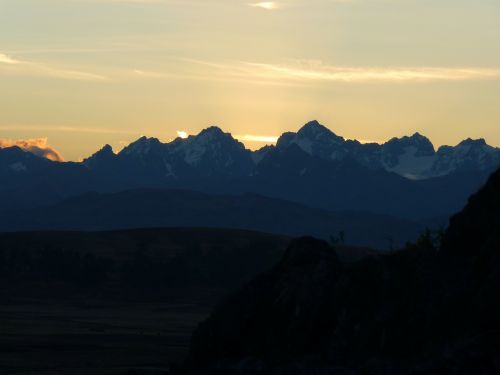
0,228,290,374
0,189,440,249
0,227,378,374
0,227,291,293
186,169,500,374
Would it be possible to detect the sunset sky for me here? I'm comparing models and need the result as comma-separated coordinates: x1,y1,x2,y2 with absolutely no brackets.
1,0,499,161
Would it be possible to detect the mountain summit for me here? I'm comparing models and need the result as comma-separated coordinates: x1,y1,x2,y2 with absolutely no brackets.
172,126,251,173
273,122,499,179
297,120,338,139
1,121,499,218
83,144,115,168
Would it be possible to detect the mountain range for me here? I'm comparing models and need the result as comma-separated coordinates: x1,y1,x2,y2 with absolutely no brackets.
277,121,500,179
0,189,438,249
83,120,500,181
1,120,498,223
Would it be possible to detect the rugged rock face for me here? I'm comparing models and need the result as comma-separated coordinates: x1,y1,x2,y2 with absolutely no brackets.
274,121,500,179
185,169,500,374
1,122,496,219
442,167,500,257
188,237,342,367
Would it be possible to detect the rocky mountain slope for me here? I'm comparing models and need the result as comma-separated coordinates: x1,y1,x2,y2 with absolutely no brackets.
275,120,500,179
1,121,497,219
185,168,500,374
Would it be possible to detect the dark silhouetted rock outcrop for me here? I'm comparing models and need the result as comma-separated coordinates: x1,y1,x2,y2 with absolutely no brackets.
185,169,500,374
442,168,500,257
188,237,341,368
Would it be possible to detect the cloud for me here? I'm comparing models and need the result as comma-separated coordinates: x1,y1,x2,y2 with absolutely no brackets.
0,52,108,82
249,2,280,10
73,0,211,4
235,134,279,143
73,0,167,3
0,53,20,65
130,65,299,87
244,61,500,83
180,58,500,84
0,138,64,162
0,125,139,135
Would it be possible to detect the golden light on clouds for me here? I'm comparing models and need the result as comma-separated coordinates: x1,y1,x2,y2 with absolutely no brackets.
0,53,20,65
175,130,276,145
1,0,500,160
249,2,279,10
0,138,64,161
235,134,279,143
0,51,108,81
244,62,500,83
0,125,139,135
172,59,500,85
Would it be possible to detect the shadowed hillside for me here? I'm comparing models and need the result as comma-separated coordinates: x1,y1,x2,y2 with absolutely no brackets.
0,226,379,374
0,189,441,249
0,228,291,293
0,228,290,374
186,169,500,374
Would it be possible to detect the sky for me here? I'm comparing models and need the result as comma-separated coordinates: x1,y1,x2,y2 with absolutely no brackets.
1,0,499,161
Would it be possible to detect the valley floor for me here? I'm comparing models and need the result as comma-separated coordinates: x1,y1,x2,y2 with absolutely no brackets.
0,288,221,374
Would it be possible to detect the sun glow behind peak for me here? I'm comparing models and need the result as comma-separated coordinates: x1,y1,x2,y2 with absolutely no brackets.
1,0,500,161
177,131,189,139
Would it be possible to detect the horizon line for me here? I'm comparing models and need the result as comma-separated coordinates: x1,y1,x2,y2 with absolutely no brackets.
1,121,497,162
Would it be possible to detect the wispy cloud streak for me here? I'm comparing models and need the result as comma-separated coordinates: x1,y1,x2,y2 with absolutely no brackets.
0,52,108,81
0,125,138,135
245,61,500,83
249,2,280,10
178,59,500,84
235,134,279,143
0,53,21,65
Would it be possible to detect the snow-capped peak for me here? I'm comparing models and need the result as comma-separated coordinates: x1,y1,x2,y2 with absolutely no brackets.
297,120,336,139
457,138,487,147
77,122,499,181
384,133,435,157
120,136,161,156
193,126,230,145
276,120,346,158
423,138,500,177
170,126,249,168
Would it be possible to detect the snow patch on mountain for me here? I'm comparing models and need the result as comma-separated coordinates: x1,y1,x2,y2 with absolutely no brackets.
384,146,436,179
275,122,500,179
171,126,247,167
425,139,500,177
276,120,348,161
120,137,161,156
82,121,499,181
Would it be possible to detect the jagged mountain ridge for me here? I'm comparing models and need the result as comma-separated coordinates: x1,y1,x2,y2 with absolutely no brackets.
275,120,500,179
80,120,500,180
5,120,498,182
0,121,497,219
